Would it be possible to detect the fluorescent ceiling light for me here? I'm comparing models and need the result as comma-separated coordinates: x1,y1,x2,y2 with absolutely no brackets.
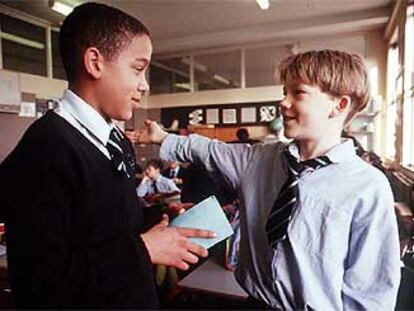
256,0,270,10
50,0,75,16
213,74,230,85
174,83,191,90
0,32,45,49
181,57,207,72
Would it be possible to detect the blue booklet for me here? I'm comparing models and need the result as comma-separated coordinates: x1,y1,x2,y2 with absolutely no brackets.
170,195,234,249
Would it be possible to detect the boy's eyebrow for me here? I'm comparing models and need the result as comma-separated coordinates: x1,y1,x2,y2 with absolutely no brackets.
134,58,150,65
286,83,308,89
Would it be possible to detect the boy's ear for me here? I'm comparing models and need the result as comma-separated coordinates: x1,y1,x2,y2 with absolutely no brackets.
329,95,351,118
83,47,105,79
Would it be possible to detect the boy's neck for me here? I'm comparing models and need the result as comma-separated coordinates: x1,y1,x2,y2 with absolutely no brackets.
68,83,111,122
297,135,341,161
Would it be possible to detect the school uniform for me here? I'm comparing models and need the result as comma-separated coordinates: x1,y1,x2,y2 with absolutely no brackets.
159,133,401,310
162,166,181,179
0,90,158,309
136,175,180,197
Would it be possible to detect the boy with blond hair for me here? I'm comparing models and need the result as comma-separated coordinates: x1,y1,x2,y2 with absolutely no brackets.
139,50,401,310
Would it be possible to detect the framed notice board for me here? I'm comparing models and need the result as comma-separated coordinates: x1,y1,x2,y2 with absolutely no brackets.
161,101,281,128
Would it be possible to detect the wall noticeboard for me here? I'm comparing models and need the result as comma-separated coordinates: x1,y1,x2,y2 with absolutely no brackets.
241,107,256,123
206,108,219,124
0,70,21,113
161,101,280,128
222,108,237,124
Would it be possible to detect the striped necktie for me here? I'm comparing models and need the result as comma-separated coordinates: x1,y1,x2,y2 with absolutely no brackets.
106,128,130,178
266,149,332,247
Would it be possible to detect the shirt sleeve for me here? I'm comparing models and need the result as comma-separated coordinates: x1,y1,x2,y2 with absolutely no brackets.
166,178,180,193
160,134,258,190
342,175,401,310
136,180,150,197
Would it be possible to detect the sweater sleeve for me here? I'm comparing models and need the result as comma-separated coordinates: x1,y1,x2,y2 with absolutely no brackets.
0,128,157,308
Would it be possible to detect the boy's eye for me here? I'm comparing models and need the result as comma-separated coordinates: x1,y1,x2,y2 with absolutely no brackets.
294,89,306,95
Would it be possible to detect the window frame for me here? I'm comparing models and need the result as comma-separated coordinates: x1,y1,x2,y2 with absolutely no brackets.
0,7,59,79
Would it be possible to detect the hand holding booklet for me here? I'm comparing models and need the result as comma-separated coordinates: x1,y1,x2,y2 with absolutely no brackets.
169,195,234,249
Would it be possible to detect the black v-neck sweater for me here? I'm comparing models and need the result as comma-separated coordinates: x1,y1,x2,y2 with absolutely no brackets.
0,111,158,309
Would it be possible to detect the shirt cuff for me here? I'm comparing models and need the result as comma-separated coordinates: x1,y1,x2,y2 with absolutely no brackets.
160,133,179,160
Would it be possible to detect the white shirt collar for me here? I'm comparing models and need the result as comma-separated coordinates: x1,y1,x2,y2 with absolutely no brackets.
59,90,114,145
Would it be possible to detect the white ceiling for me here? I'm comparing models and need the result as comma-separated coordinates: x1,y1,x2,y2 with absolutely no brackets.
0,0,393,55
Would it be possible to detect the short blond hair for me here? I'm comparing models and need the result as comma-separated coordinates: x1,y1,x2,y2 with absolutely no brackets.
279,49,370,126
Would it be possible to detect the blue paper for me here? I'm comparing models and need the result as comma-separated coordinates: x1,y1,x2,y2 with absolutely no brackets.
170,195,234,249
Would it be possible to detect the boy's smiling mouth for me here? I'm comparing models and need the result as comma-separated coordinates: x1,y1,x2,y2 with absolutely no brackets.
283,115,296,121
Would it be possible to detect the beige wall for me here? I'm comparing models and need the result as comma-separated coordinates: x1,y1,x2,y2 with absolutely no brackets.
19,72,67,99
142,85,284,109
0,113,34,163
0,71,68,163
365,29,388,155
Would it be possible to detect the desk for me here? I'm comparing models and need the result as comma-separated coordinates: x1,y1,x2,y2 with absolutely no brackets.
0,255,6,270
178,258,247,300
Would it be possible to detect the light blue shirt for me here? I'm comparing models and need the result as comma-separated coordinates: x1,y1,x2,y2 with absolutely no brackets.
136,175,180,197
160,134,401,310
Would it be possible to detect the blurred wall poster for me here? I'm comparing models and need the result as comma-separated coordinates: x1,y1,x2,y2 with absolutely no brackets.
0,70,21,113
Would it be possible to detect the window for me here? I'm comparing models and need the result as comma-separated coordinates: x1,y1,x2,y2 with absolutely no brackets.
51,30,66,80
402,4,414,167
0,13,47,76
386,39,399,160
194,50,241,91
149,56,190,95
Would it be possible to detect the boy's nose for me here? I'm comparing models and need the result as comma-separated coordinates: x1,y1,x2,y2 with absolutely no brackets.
279,98,291,109
138,77,150,93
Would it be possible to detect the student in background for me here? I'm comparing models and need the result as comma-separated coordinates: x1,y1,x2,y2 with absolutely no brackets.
0,3,213,309
137,159,180,197
138,50,401,310
229,128,260,145
341,128,366,157
362,150,387,174
162,160,184,188
341,130,387,174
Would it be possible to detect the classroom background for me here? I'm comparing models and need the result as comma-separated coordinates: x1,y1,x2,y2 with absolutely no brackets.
0,0,413,309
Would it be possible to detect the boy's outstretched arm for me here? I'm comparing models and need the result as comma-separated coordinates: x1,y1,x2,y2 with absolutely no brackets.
137,120,258,190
